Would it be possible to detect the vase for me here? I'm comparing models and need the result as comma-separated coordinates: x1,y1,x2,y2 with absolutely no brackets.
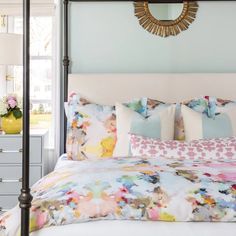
1,112,22,134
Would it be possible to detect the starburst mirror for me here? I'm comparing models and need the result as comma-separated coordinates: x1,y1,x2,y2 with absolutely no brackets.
134,1,199,37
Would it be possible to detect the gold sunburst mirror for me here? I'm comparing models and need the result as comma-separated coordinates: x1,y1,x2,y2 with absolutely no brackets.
134,1,199,37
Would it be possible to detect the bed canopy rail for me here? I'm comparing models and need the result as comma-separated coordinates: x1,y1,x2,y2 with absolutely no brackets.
18,0,236,236
67,0,236,2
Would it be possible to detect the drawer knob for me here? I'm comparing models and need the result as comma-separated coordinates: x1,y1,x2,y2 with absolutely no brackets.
0,178,22,183
0,149,23,153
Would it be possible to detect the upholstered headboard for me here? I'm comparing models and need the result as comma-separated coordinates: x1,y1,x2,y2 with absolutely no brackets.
68,73,236,104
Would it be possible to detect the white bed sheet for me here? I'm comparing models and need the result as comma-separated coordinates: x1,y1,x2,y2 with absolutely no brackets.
31,220,236,236
54,154,72,169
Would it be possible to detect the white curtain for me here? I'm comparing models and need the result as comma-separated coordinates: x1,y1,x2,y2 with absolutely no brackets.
0,0,55,16
50,0,62,172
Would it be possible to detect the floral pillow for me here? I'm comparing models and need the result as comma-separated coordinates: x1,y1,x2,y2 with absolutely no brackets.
66,93,147,160
145,98,168,116
175,96,212,141
130,133,236,160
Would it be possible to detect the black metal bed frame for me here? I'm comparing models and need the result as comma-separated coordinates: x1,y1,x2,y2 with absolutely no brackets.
19,0,236,235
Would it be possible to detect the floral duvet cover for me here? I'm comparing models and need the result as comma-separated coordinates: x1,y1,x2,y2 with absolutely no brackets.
0,156,236,236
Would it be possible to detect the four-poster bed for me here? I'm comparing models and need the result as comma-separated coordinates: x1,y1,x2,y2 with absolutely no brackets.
6,0,235,236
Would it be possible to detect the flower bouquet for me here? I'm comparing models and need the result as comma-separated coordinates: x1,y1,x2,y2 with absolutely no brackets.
0,94,23,134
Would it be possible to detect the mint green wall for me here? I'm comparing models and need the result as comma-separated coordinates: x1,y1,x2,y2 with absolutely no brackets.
69,2,236,73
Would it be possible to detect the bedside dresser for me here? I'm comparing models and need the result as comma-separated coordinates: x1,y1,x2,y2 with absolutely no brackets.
0,130,48,214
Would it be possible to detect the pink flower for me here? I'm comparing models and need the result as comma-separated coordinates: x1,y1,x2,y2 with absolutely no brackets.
8,99,17,108
7,95,16,101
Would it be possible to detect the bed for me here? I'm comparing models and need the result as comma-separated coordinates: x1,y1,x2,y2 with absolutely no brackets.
1,73,236,236
34,72,236,236
1,0,235,235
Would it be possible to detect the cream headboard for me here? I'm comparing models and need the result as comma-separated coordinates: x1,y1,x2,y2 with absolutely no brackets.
68,73,236,104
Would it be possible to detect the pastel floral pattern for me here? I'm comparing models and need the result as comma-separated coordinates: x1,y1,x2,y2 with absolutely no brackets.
1,156,235,235
66,93,147,160
145,98,167,117
130,134,236,160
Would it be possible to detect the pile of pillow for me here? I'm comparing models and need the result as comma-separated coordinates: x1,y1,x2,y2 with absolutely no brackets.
66,93,236,161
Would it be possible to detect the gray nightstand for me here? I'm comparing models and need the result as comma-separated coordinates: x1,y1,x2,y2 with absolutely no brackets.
0,130,48,214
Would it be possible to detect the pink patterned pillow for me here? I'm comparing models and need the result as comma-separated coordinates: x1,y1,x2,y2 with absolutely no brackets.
130,134,236,160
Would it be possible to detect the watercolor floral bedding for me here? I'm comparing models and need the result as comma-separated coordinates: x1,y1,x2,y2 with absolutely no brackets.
66,92,147,160
1,156,235,236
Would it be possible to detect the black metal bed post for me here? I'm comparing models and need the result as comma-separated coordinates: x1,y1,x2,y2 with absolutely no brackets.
19,0,33,235
63,0,70,153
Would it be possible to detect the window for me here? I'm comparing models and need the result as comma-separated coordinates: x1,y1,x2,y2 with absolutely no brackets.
9,16,54,130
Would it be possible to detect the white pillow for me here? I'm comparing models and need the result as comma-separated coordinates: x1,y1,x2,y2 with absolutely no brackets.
113,103,176,157
182,104,236,141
